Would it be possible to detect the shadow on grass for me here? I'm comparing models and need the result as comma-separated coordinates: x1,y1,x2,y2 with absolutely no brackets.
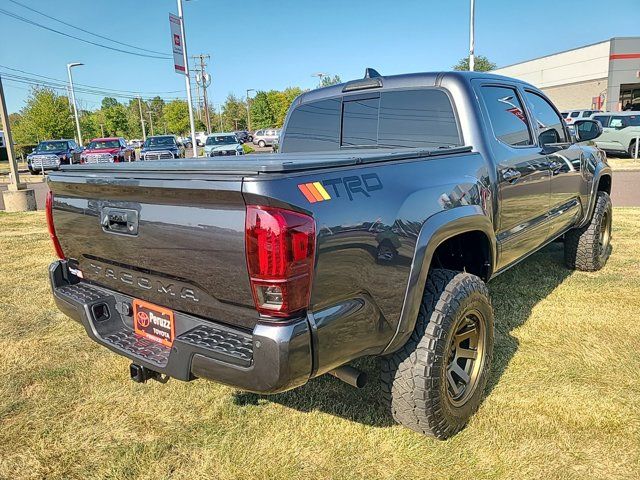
233,242,572,428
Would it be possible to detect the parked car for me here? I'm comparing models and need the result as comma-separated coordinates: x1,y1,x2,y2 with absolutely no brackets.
140,135,184,160
195,131,208,147
46,70,611,439
204,133,244,156
589,112,640,157
234,130,252,143
561,109,601,124
180,136,193,149
252,129,280,147
81,137,135,164
27,139,82,174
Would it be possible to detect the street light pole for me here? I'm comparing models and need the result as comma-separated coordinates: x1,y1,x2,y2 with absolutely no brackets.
246,88,255,132
137,96,146,141
469,0,475,72
67,62,83,147
177,0,198,157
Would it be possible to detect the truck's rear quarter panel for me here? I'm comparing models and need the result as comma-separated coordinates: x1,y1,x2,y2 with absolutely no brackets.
242,152,490,373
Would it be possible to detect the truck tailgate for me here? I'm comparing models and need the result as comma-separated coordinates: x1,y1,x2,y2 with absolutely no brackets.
47,171,258,331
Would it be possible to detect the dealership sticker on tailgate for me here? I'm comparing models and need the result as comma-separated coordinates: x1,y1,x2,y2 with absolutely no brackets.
133,299,175,347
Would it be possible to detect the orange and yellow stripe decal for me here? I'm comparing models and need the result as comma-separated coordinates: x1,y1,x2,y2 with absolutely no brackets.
298,182,331,203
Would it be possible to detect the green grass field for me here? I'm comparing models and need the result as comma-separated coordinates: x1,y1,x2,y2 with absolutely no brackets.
1,210,639,479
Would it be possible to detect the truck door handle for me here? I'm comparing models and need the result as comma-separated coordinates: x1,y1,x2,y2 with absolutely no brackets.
548,160,563,172
501,168,521,183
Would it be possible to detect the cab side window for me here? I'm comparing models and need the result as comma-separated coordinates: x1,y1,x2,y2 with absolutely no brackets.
480,86,532,147
524,91,568,145
610,117,628,129
592,115,610,127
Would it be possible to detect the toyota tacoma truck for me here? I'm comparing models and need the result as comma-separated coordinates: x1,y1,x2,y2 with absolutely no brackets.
46,70,612,439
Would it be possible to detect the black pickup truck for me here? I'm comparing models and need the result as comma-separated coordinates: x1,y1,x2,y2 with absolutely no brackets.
46,70,612,439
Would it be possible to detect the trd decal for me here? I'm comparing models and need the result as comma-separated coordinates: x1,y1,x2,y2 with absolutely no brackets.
298,182,332,203
298,173,383,203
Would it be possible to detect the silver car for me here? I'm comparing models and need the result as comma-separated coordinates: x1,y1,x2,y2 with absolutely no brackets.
252,129,280,148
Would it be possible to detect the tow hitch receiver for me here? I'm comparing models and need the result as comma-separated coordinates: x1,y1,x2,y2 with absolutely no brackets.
129,363,169,384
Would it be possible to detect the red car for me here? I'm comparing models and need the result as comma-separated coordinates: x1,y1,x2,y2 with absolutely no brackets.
81,137,135,164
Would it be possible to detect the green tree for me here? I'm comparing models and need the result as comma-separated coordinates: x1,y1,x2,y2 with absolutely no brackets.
221,94,247,131
452,55,496,72
11,87,75,144
320,75,341,87
249,91,274,130
101,99,129,136
163,100,191,135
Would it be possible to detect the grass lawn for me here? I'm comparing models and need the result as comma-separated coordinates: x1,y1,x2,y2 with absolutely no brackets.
0,160,28,174
1,210,639,479
608,157,640,171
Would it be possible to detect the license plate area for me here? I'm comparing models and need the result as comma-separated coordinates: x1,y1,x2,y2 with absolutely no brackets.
133,299,175,347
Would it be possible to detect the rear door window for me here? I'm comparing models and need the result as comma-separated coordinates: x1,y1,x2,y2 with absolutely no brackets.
570,111,580,118
378,89,461,148
480,86,532,147
341,96,379,147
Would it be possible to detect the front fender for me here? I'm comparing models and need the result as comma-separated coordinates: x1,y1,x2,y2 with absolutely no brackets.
381,205,496,354
578,156,612,229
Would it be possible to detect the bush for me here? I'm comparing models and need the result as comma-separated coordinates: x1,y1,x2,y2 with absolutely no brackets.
242,143,255,154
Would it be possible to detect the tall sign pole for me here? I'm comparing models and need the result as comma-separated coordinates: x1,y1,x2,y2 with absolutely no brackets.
67,62,83,146
469,0,475,72
171,2,198,157
137,96,146,141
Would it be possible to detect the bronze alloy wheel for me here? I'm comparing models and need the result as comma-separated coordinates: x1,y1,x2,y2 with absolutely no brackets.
446,309,487,407
599,209,611,259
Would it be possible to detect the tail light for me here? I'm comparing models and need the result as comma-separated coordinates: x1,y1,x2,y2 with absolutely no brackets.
245,205,315,318
45,191,65,260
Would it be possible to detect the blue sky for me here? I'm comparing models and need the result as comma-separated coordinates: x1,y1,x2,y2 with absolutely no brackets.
1,0,639,113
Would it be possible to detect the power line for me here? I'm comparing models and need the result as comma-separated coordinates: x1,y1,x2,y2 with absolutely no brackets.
8,0,171,57
0,8,171,60
3,76,186,103
0,64,184,96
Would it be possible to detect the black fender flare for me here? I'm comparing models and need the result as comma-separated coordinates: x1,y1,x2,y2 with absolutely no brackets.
382,205,496,355
578,162,612,229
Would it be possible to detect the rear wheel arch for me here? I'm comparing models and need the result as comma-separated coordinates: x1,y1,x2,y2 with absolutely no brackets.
382,207,496,355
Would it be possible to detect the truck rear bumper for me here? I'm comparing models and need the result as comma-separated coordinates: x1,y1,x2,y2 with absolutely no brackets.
49,260,312,393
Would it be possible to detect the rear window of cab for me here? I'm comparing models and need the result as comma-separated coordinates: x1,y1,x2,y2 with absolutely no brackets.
281,89,462,153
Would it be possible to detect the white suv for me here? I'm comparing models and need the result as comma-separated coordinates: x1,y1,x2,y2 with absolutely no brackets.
562,110,601,124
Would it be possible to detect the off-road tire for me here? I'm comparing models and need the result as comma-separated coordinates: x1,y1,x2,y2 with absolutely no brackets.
380,269,494,439
564,191,612,271
629,139,639,159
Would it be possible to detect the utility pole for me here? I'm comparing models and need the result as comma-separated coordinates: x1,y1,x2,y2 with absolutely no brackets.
177,0,198,157
194,80,202,121
0,76,35,211
67,62,83,146
246,88,255,132
137,96,146,141
192,54,211,133
100,124,105,137
234,118,239,130
469,0,475,72
147,112,154,136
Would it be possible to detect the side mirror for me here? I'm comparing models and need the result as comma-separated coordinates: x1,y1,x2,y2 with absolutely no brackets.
574,119,603,142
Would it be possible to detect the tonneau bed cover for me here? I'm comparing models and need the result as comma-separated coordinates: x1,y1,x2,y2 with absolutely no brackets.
60,146,472,175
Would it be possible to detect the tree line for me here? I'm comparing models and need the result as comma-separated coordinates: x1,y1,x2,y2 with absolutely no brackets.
8,76,343,147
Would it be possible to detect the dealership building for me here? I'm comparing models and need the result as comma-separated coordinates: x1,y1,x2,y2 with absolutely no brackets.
493,37,640,112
